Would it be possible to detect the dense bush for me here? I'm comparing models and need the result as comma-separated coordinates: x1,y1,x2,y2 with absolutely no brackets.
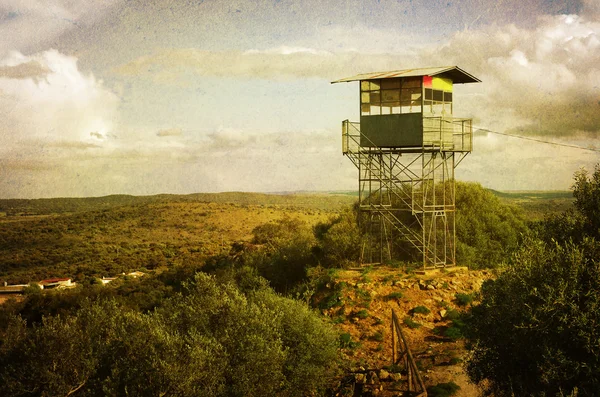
313,209,364,267
466,237,600,396
0,272,339,397
455,182,529,268
466,165,600,396
537,165,600,246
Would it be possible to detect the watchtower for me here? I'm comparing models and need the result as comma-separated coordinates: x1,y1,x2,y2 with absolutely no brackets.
332,66,480,268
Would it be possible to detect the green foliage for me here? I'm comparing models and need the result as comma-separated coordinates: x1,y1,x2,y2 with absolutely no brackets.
537,165,600,245
466,165,600,396
454,292,473,307
355,309,369,319
455,182,529,268
339,333,360,349
313,209,363,267
384,291,404,301
245,216,317,292
443,324,464,340
355,288,372,308
466,237,600,396
403,316,421,329
0,272,339,397
573,165,600,239
426,381,461,397
370,330,384,342
411,305,431,315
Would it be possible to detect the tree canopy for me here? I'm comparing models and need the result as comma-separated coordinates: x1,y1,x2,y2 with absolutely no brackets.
0,272,339,397
466,164,600,396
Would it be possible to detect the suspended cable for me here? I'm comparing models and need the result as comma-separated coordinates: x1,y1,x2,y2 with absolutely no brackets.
474,127,600,153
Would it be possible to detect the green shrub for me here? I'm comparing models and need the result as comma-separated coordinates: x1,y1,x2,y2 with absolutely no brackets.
339,333,360,349
384,291,403,301
444,326,463,340
455,293,473,306
466,237,600,396
313,209,363,267
427,381,461,397
444,309,461,320
403,316,421,329
355,309,369,319
411,305,431,315
332,316,345,324
0,273,339,397
355,288,372,308
455,182,529,268
370,330,384,342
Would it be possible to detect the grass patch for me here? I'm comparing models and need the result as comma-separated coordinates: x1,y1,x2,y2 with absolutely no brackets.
355,309,369,319
332,316,345,324
339,333,360,349
455,292,473,306
426,382,461,397
355,288,372,308
383,291,404,301
370,330,384,342
403,316,421,329
411,305,431,315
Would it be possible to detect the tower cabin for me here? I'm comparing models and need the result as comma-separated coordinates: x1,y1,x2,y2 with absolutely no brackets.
333,66,480,152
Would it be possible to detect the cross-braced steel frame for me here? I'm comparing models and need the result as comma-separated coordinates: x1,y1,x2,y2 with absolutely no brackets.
343,120,470,268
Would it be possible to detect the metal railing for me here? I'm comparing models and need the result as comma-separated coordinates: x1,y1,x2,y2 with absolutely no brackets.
392,309,428,396
423,116,472,152
342,117,472,154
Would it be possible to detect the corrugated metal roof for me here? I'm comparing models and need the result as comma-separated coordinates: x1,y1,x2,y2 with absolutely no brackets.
331,66,481,84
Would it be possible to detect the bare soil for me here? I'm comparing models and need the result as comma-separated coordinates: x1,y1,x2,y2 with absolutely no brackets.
326,266,492,396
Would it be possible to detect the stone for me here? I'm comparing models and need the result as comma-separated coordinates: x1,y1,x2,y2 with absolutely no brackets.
427,284,436,290
440,309,447,318
390,372,402,382
378,369,390,380
367,371,379,384
355,373,366,384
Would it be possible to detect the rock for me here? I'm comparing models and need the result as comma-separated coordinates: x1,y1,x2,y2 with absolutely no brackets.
390,372,402,382
378,369,390,380
440,309,447,318
367,371,379,384
427,284,436,290
355,373,366,384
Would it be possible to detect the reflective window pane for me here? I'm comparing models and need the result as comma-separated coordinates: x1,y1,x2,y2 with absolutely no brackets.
370,80,381,90
381,78,400,89
402,77,421,88
370,91,381,104
382,90,400,102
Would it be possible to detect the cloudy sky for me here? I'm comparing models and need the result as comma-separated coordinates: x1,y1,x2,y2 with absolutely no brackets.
0,0,599,198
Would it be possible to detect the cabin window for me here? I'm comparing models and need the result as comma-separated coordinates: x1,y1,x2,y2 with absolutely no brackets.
360,77,422,116
423,77,453,115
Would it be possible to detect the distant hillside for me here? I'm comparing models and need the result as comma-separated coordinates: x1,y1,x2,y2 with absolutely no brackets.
0,192,358,216
488,190,573,220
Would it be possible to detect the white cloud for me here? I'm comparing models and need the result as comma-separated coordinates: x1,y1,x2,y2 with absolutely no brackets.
0,49,119,152
0,0,118,56
113,48,412,82
423,14,600,137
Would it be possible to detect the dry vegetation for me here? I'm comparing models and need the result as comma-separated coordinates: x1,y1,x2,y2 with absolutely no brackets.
0,186,586,396
0,193,355,284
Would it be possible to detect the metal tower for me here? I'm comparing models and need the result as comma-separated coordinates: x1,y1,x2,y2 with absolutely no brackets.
333,66,480,268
